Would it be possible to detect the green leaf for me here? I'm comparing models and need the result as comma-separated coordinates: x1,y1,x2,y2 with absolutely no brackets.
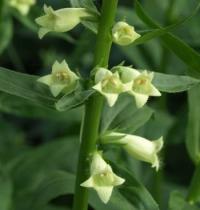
89,190,134,210
110,162,159,210
186,85,200,164
55,89,94,111
0,67,56,108
26,171,134,210
0,169,12,210
101,95,153,134
133,2,200,46
29,171,75,210
9,137,79,210
187,163,200,204
0,17,13,55
135,0,200,76
152,72,200,93
70,0,99,33
70,0,97,11
21,169,134,210
9,137,79,188
0,92,81,120
169,191,200,210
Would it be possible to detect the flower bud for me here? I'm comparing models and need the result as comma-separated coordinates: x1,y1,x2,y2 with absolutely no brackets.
37,60,79,97
81,151,125,204
112,21,141,46
117,66,161,108
35,5,93,39
101,132,163,171
9,0,35,15
92,68,125,107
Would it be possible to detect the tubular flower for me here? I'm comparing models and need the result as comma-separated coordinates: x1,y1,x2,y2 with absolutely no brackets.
101,132,163,171
35,5,93,39
92,68,125,107
118,67,161,108
37,60,79,97
81,152,125,204
112,21,141,46
9,0,36,15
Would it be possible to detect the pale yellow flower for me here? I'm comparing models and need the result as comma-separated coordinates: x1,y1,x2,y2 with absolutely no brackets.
81,152,125,203
112,21,141,46
9,0,36,15
38,60,79,97
35,5,93,39
102,132,163,171
92,68,125,107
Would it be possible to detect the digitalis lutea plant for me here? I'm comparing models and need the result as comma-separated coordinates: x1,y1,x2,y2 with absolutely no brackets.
36,3,163,204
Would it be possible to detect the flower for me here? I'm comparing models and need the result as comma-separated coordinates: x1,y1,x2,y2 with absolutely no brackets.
92,68,124,107
118,66,161,108
35,5,93,39
81,152,125,204
112,21,141,46
101,132,163,171
9,0,36,15
37,60,79,97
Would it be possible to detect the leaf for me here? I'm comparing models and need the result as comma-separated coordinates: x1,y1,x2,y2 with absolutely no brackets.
0,17,13,55
89,190,134,210
70,0,97,11
135,0,200,76
152,72,200,93
101,95,153,134
29,171,75,210
0,169,13,210
0,67,56,108
9,137,79,188
187,163,200,204
186,85,200,164
110,162,159,210
55,89,94,111
25,169,157,210
169,191,200,210
0,92,81,120
70,0,99,33
9,138,79,210
132,2,200,47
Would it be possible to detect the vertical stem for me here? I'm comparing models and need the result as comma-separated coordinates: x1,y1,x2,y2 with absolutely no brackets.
72,1,118,210
187,163,200,204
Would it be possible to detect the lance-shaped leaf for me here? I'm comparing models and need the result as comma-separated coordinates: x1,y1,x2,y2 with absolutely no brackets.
134,0,200,77
0,67,55,109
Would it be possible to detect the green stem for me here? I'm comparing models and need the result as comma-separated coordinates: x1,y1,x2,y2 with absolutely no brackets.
187,163,200,204
72,1,118,210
